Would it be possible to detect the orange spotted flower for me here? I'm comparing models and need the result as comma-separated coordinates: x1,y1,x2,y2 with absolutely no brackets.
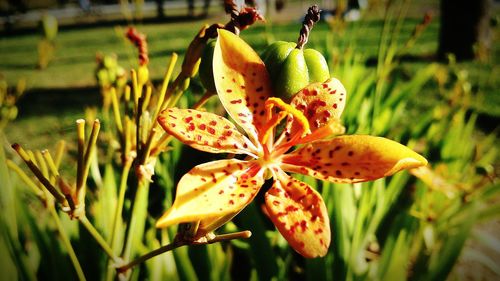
156,30,427,258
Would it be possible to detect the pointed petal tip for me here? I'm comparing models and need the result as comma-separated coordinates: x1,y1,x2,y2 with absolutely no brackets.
155,211,173,228
385,150,428,177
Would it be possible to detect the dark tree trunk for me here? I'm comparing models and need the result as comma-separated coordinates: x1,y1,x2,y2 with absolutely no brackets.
438,0,492,61
155,0,165,19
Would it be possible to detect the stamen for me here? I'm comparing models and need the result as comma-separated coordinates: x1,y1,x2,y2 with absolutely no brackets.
295,119,345,145
260,111,288,144
261,98,311,145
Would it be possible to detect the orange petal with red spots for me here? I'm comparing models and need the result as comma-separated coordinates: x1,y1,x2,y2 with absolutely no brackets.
213,29,272,142
264,175,330,258
158,108,257,155
156,159,264,236
291,78,346,131
281,135,428,183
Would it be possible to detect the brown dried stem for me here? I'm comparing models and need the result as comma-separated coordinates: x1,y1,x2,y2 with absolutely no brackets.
296,5,321,50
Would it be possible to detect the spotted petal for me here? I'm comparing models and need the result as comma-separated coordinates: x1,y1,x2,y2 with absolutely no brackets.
275,78,347,146
281,135,428,183
158,108,256,155
291,78,346,131
265,174,330,258
156,159,264,236
213,29,272,142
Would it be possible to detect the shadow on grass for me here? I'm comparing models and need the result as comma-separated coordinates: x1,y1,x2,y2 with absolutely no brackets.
17,86,101,117
1,14,212,37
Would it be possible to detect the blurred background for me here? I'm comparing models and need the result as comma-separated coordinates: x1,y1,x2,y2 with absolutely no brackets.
0,0,498,280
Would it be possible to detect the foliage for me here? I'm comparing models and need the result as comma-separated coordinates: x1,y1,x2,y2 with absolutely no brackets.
1,2,498,281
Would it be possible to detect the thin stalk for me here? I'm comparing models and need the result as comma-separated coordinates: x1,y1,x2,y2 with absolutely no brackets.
117,240,188,273
131,69,139,112
42,150,59,177
153,53,178,120
121,180,150,262
110,87,123,134
77,120,100,204
54,140,66,169
109,160,133,250
34,150,48,179
116,230,251,273
49,207,87,281
76,119,86,188
79,215,118,262
105,159,132,281
373,0,395,132
12,143,66,204
6,159,44,198
139,127,158,165
191,90,215,110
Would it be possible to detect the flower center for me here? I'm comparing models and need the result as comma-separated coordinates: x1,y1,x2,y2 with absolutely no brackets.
259,97,311,145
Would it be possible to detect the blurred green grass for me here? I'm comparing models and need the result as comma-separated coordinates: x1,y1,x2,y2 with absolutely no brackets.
1,11,498,150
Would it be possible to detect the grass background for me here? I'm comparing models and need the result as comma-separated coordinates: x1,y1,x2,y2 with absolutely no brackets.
1,1,499,280
1,1,498,152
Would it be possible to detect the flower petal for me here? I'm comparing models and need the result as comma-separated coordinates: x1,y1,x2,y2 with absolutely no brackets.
281,135,428,183
156,159,264,237
158,108,257,155
213,29,272,142
291,78,346,132
264,174,330,258
275,78,347,147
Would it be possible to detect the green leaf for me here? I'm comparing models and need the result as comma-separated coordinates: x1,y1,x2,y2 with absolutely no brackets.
237,202,279,281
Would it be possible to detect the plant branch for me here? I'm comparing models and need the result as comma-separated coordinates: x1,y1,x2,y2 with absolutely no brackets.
79,215,118,263
49,207,87,281
296,5,321,50
116,230,251,273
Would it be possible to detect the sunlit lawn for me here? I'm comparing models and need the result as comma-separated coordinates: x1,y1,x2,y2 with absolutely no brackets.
1,9,498,150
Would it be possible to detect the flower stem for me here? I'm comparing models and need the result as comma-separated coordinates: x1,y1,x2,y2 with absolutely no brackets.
79,215,118,262
121,179,150,262
109,160,133,251
49,207,87,281
11,143,66,204
116,230,251,273
296,5,321,50
191,90,215,110
116,240,187,273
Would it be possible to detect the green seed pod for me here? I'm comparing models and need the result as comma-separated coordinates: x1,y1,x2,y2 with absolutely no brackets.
262,5,328,100
262,41,329,100
198,40,216,93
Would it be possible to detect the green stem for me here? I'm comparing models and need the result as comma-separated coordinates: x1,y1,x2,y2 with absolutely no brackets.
105,160,132,281
79,215,118,262
116,230,251,273
121,179,150,261
49,207,86,281
109,160,133,251
117,240,187,273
